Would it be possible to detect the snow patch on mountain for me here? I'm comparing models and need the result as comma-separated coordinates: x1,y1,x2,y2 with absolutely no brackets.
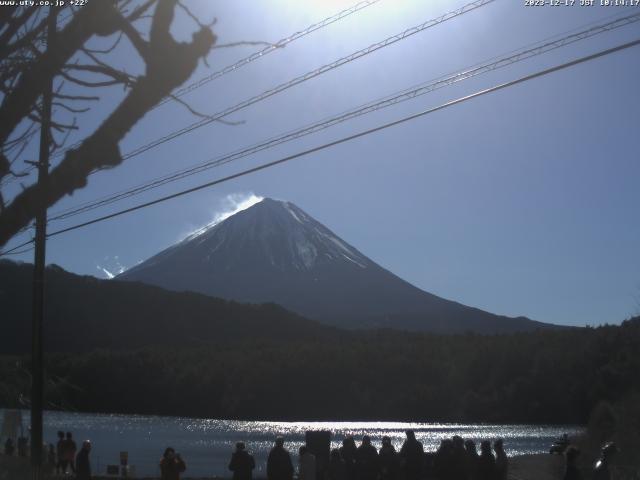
284,202,305,224
96,255,127,279
293,236,318,269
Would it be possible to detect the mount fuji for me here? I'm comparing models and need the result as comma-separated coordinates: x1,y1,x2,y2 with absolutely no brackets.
118,198,550,333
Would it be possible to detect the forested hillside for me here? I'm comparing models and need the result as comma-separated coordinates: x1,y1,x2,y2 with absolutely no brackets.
1,318,638,423
0,260,336,353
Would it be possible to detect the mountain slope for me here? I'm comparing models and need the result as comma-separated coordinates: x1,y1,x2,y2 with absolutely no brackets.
0,260,336,354
119,198,551,333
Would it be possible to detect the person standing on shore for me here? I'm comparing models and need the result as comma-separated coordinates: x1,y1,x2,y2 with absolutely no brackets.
563,446,582,480
64,432,77,474
299,445,316,480
355,435,378,480
229,442,255,480
3,438,14,456
476,441,495,480
433,439,454,480
340,437,357,480
55,431,65,475
399,430,423,480
75,440,92,480
493,439,508,480
267,437,294,480
378,436,399,480
160,447,186,480
464,440,480,480
328,449,348,480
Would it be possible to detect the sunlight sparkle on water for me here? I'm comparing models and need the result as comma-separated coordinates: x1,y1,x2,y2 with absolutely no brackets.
5,410,582,478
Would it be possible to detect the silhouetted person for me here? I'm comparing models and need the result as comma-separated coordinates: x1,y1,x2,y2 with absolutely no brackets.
356,436,378,480
229,442,255,480
464,440,480,480
563,446,581,480
340,437,357,480
593,442,617,480
378,436,399,480
493,439,507,480
399,430,423,480
4,438,14,456
267,437,294,480
76,440,92,480
476,441,495,480
56,431,65,474
451,436,468,480
64,432,77,473
299,446,316,480
422,452,436,480
160,447,186,480
433,439,454,480
328,449,348,480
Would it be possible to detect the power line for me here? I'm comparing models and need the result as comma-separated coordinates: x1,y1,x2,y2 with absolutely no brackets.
1,0,384,185
47,0,384,159
0,244,34,256
4,36,638,258
0,238,34,257
3,0,493,189
46,11,640,223
158,0,384,107
100,0,496,164
22,37,639,245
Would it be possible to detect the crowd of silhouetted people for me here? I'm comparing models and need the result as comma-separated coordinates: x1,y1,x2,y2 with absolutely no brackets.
2,428,622,480
222,431,508,480
2,430,91,479
218,431,620,480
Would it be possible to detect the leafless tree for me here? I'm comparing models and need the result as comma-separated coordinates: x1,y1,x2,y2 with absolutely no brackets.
0,0,217,247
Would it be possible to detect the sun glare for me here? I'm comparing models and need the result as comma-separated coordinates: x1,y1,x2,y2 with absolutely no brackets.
295,0,448,32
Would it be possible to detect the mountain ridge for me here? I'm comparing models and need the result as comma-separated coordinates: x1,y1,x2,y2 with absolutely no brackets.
0,259,336,354
119,198,553,334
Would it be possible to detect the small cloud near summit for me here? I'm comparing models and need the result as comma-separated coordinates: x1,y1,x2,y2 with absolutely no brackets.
214,193,264,225
181,192,264,241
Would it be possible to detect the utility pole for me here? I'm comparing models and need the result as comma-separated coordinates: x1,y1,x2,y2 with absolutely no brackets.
31,6,56,480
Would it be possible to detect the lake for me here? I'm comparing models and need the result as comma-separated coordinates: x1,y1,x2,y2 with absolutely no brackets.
1,409,582,478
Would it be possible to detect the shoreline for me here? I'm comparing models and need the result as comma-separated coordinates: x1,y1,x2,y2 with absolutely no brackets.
0,406,586,426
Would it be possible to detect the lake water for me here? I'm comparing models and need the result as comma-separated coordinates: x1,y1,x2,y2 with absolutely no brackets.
1,409,582,478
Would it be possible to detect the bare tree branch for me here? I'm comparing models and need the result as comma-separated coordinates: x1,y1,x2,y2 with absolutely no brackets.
0,11,47,59
53,93,100,102
168,93,244,125
59,69,125,88
81,32,124,55
62,63,136,86
0,0,216,246
0,7,38,52
126,0,158,23
0,1,123,149
52,102,91,114
177,1,216,29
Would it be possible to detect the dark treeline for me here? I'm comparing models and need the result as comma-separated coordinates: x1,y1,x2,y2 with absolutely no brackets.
1,317,639,424
0,260,336,354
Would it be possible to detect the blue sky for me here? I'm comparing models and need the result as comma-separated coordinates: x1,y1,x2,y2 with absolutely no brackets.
3,0,640,327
